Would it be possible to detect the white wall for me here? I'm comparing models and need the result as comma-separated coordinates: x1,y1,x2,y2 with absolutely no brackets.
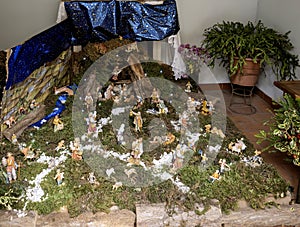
1,0,299,100
0,0,258,51
176,0,258,46
256,0,300,101
176,0,300,100
176,0,258,84
0,0,61,50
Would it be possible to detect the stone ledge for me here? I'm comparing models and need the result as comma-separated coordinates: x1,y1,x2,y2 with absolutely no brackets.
0,208,135,227
1,201,300,227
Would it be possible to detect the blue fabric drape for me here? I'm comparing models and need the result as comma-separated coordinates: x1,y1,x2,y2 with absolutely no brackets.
64,0,179,44
6,0,179,89
6,19,72,90
30,84,77,128
30,94,67,128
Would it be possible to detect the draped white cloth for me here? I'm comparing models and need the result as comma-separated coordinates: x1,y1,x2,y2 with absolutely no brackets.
56,2,68,23
168,33,186,80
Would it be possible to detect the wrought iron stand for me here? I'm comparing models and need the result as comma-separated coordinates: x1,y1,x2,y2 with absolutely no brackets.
228,83,256,115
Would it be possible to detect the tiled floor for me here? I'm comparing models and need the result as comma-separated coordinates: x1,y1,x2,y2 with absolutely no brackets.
223,89,273,149
221,88,300,201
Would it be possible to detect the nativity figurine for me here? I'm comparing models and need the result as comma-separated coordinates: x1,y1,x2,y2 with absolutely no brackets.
53,115,64,132
131,138,144,159
209,170,220,183
85,92,94,112
3,152,17,183
87,111,97,135
164,132,176,145
130,110,143,132
185,81,192,93
54,169,64,185
55,140,66,151
151,88,160,104
70,138,83,161
172,144,185,170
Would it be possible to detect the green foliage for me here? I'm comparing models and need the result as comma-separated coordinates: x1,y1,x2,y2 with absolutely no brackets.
256,94,300,165
0,186,24,210
20,162,48,181
0,40,290,218
202,20,299,80
142,62,175,81
178,162,288,213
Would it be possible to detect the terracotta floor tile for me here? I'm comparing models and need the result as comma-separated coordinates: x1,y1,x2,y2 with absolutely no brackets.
222,89,300,198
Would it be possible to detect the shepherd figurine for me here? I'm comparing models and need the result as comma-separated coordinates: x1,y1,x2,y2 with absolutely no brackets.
3,153,17,183
130,111,143,132
54,169,64,185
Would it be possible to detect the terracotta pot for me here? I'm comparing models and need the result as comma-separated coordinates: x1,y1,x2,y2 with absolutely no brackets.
230,58,261,86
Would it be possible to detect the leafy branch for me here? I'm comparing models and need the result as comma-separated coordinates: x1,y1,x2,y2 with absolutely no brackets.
256,94,300,165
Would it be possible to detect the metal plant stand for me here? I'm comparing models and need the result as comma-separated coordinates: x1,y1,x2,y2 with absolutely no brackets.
228,83,256,115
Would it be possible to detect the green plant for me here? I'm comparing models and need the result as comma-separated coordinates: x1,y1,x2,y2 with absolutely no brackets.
0,40,289,217
0,188,23,210
256,94,300,165
201,20,299,80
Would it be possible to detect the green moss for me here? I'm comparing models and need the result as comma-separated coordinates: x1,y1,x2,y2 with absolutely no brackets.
178,161,288,213
0,40,289,217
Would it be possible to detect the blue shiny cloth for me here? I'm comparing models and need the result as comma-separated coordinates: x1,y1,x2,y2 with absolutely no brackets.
30,94,68,128
6,0,179,89
64,0,179,44
30,84,77,128
6,19,72,90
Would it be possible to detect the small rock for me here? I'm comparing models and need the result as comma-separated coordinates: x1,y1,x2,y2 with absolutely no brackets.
136,203,167,227
237,199,248,209
181,212,188,221
210,199,220,206
109,205,119,211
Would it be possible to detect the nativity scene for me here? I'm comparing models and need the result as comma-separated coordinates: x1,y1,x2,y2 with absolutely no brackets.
0,0,297,226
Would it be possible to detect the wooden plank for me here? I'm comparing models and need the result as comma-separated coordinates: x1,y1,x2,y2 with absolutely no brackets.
2,105,46,141
274,80,300,99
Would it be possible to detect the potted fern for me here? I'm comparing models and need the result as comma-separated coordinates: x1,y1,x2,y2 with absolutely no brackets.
201,20,299,86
